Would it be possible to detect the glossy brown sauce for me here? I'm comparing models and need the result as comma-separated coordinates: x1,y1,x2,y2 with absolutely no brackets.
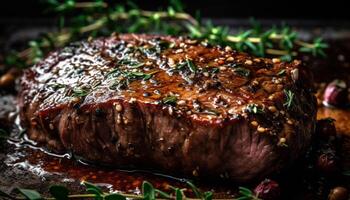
5,141,236,197
317,107,350,135
2,37,350,199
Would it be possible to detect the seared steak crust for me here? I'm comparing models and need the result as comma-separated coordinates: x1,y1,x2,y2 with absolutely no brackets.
19,34,317,182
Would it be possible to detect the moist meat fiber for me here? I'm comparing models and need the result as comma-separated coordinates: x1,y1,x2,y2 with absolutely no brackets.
18,34,317,182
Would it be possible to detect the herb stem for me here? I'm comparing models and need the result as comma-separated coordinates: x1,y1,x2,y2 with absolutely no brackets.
265,49,297,56
74,2,108,8
5,1,327,68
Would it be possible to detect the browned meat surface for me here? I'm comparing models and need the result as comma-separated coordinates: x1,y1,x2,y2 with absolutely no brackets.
18,34,317,182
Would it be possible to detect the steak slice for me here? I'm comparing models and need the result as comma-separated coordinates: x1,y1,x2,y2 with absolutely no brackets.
18,34,317,182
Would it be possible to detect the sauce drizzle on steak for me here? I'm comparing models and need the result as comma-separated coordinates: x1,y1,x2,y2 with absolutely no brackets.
18,34,317,182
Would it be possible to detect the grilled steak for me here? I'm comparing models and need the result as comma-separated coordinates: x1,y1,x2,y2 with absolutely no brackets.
19,34,317,182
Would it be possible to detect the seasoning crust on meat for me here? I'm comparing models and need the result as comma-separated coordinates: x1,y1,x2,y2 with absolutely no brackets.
19,34,317,182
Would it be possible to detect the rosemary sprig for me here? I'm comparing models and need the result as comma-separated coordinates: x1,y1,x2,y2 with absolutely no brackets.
3,0,328,69
162,95,178,105
0,180,259,200
283,89,295,109
233,67,250,77
71,87,89,97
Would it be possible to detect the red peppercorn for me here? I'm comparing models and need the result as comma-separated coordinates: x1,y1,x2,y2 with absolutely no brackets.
254,179,281,200
323,80,348,107
317,152,338,175
316,118,337,140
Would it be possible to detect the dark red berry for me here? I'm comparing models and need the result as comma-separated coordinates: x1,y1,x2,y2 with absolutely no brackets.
323,80,348,107
316,118,337,140
317,152,338,175
254,179,281,200
329,187,349,200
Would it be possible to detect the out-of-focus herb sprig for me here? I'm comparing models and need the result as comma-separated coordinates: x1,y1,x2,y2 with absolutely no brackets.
0,180,260,200
3,0,328,68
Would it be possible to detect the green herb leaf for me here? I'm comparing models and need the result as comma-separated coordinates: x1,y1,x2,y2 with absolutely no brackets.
104,193,127,200
186,59,197,73
283,89,295,109
277,69,286,76
201,109,219,116
234,67,251,77
17,188,42,200
82,181,103,200
185,180,202,198
162,95,178,105
204,191,213,200
154,189,171,199
142,181,155,200
342,171,350,176
175,188,183,200
49,185,69,200
246,104,264,114
72,88,89,97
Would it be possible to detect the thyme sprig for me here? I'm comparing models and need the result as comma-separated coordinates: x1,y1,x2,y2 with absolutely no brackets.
3,0,328,69
0,180,260,200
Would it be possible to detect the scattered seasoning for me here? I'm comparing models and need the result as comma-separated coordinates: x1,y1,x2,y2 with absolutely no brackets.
251,121,259,126
283,89,295,109
244,60,253,65
272,58,281,63
48,83,66,90
234,67,250,77
268,106,277,113
162,95,178,105
245,104,264,114
177,100,186,106
219,66,227,71
257,126,266,133
278,137,288,147
277,69,286,76
226,56,234,62
291,68,299,81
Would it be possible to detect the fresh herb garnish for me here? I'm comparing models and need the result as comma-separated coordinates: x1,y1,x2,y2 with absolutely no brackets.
211,68,219,74
234,67,251,77
277,69,286,76
0,179,265,200
283,89,295,109
126,71,156,81
246,104,264,114
186,59,197,73
343,170,350,176
162,95,178,105
238,187,261,200
72,88,89,97
3,0,328,69
201,109,219,116
118,58,144,68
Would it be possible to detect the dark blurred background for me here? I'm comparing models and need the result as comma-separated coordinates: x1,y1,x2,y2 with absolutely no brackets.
0,0,349,21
